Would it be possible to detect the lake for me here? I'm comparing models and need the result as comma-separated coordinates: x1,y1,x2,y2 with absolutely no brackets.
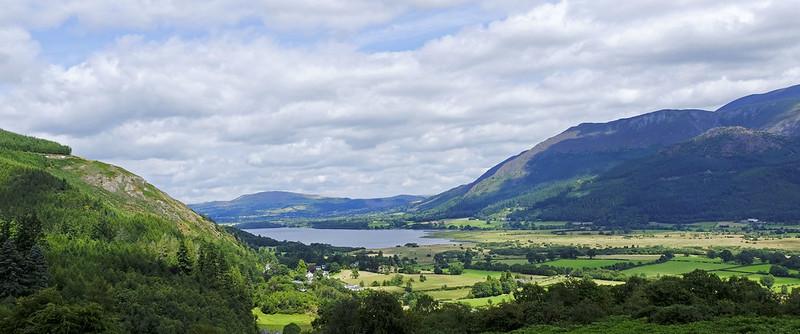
244,227,455,248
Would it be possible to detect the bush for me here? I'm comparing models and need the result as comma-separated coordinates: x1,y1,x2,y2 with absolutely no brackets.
649,305,711,324
283,323,302,334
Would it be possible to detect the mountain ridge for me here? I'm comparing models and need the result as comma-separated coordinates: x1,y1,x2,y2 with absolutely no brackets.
414,84,800,220
191,190,425,224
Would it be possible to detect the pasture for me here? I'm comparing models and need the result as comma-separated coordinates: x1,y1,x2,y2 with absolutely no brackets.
541,258,636,269
253,309,314,332
430,230,800,251
622,257,737,277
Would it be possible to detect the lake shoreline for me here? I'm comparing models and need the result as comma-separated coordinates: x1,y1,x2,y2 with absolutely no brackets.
244,227,457,249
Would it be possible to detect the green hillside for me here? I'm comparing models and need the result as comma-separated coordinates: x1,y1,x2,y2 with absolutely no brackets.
512,127,800,224
0,130,261,333
0,129,71,155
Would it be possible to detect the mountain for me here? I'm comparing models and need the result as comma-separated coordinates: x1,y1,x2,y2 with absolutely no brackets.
191,191,425,224
416,84,800,220
511,127,800,224
0,129,259,333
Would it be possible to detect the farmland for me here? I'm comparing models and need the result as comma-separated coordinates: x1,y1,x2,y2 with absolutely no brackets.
430,229,800,250
253,309,314,332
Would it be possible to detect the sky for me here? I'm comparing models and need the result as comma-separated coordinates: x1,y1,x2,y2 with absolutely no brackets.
2,0,800,203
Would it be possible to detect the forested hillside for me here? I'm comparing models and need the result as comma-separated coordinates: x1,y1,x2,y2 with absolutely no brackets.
0,129,262,333
510,127,800,224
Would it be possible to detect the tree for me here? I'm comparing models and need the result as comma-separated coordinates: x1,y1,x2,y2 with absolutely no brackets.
526,251,537,264
0,239,24,298
719,250,734,262
449,263,464,275
297,260,309,276
587,249,597,259
770,265,791,277
514,283,546,303
433,265,443,275
177,240,193,275
736,251,755,265
464,250,474,266
760,275,775,290
359,292,409,334
351,267,360,279
283,323,302,334
20,244,48,294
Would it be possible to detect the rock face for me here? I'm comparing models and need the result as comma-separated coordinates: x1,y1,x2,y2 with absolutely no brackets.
417,84,800,219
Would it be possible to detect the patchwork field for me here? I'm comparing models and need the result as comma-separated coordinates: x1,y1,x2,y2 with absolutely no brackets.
337,269,510,291
622,257,737,277
430,230,800,250
541,258,637,269
377,243,475,265
253,309,314,332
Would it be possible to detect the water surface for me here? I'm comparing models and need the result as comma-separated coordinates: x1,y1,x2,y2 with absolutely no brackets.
244,227,454,248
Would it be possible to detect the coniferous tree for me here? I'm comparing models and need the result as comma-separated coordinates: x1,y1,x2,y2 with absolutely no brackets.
19,244,48,295
177,240,193,275
0,239,24,297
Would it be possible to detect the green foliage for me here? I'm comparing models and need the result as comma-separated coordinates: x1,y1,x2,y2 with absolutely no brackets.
0,129,71,155
0,130,261,333
449,263,464,275
283,322,302,334
470,272,517,298
314,291,410,334
0,288,112,333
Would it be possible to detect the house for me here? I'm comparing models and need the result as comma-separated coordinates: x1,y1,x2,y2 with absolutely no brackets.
344,284,363,292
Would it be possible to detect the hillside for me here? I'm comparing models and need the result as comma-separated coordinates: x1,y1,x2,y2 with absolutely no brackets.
0,129,260,333
415,84,800,220
509,127,800,224
191,191,424,224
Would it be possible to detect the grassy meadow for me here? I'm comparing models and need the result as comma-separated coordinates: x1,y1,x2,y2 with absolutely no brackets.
253,308,314,332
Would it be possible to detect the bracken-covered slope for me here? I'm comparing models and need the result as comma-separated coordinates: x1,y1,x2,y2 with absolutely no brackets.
191,191,424,224
0,129,260,333
416,84,800,220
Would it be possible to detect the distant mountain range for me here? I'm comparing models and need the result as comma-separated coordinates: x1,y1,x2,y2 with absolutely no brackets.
190,191,425,224
412,84,800,224
195,84,800,226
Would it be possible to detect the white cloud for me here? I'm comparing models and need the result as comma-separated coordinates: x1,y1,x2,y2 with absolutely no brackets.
0,26,39,84
2,0,800,203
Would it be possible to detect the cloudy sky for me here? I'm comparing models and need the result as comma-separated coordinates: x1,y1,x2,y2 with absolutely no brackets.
2,0,800,203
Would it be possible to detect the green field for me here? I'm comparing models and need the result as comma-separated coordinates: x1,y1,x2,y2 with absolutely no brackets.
442,218,498,228
496,257,530,265
429,230,800,251
541,258,635,269
456,293,514,307
253,309,314,332
623,257,737,277
594,254,662,261
425,287,472,301
337,269,508,291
